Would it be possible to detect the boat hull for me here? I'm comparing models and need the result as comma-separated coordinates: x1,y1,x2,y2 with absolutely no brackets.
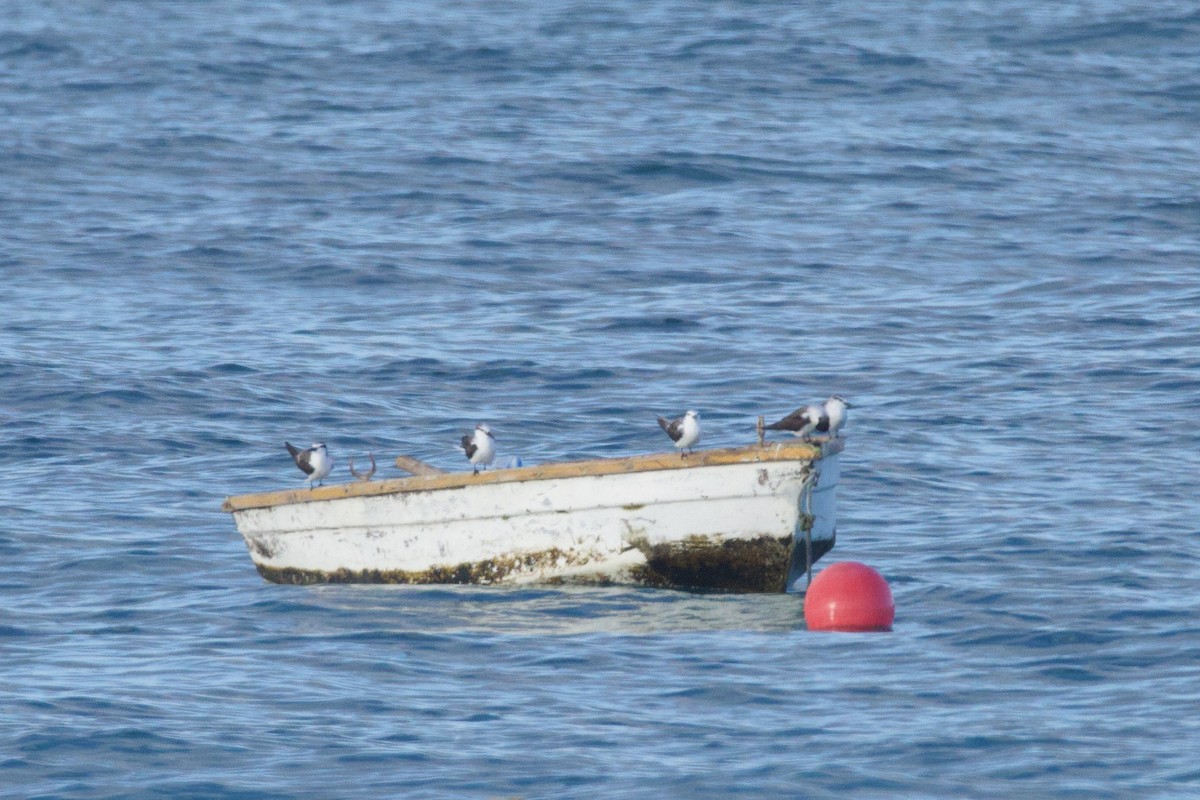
224,441,841,593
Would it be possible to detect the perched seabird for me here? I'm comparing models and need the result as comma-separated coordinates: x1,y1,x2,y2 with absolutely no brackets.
459,423,496,474
814,395,852,438
763,404,824,439
348,453,376,481
657,409,701,456
285,441,333,489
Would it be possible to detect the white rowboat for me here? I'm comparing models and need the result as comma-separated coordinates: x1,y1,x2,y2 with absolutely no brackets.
222,439,842,593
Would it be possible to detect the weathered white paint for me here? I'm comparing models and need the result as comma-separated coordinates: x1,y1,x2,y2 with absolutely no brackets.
224,442,841,590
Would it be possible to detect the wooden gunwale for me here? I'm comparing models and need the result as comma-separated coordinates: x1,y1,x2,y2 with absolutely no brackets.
222,439,843,513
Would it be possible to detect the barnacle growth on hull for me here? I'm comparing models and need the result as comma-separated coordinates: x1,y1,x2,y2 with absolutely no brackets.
256,531,835,593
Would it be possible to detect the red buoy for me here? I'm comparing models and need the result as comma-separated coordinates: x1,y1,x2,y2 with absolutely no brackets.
804,561,894,632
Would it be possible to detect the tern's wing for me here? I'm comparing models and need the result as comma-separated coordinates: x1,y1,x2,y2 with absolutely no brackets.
286,442,315,475
657,415,683,442
461,434,477,459
763,408,811,431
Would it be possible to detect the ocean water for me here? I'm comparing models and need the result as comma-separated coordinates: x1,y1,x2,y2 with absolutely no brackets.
3,1,1199,797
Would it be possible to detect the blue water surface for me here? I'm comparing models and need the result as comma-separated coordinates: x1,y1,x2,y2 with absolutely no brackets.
3,1,1199,798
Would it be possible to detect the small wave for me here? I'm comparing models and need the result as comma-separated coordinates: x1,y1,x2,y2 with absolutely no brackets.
595,316,702,332
415,154,493,169
463,359,540,381
1149,377,1200,392
82,388,155,406
674,35,758,59
207,362,256,376
621,159,733,185
541,367,618,391
0,32,77,60
374,357,450,379
856,48,928,68
171,245,244,263
1002,11,1200,51
62,79,158,93
17,727,189,756
1084,316,1155,330
1036,664,1106,683
197,59,304,83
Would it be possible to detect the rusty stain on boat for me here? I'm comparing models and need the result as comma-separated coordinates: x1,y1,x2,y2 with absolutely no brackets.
628,532,834,593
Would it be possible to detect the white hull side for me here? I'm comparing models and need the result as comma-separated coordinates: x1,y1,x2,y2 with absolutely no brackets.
229,449,839,592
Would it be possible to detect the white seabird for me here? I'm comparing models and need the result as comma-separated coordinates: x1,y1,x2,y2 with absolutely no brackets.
763,404,824,439
657,409,701,456
285,441,333,489
460,423,496,474
815,395,852,437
